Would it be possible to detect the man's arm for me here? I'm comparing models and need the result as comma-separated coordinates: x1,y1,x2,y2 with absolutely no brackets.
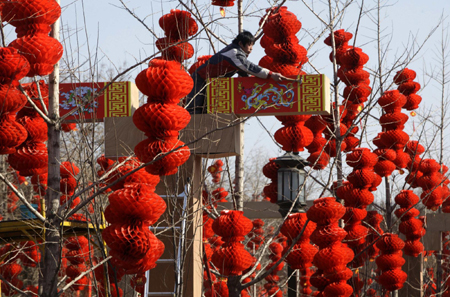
222,47,288,81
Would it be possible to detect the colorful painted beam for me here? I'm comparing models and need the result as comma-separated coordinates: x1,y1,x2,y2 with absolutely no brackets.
59,81,139,122
206,74,330,116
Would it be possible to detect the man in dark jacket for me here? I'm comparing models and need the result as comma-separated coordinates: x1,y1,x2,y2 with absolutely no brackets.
186,31,287,114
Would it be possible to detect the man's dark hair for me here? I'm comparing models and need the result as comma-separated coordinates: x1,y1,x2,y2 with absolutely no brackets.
232,30,255,46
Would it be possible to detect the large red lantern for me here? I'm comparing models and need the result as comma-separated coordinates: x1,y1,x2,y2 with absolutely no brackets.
10,34,63,77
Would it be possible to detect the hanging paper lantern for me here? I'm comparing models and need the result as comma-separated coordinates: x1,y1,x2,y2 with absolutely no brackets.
307,151,330,170
0,263,23,278
211,241,253,276
394,68,416,84
379,130,409,150
262,7,301,43
340,47,369,69
133,103,190,138
134,137,190,176
306,136,327,153
211,0,235,7
1,0,61,37
103,222,156,261
379,112,408,130
337,68,370,85
9,34,63,77
274,123,314,152
324,29,353,48
262,158,279,180
135,59,193,104
398,81,420,95
8,142,48,176
0,85,27,115
346,148,378,169
105,184,166,225
377,90,407,112
265,41,308,65
18,81,49,117
16,116,47,143
343,83,372,103
212,210,253,241
159,9,198,39
155,37,194,62
0,47,30,85
404,93,422,110
0,115,28,154
375,233,407,291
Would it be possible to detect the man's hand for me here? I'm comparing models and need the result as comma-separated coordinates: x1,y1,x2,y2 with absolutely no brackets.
271,72,288,82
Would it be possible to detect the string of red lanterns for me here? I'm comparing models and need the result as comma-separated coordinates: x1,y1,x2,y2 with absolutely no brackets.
394,68,422,110
211,210,254,276
375,233,407,291
9,82,49,178
324,29,371,153
307,197,354,296
280,213,318,295
343,148,378,267
394,190,426,257
0,48,29,156
305,115,330,170
64,236,91,292
262,158,279,203
262,235,286,297
101,158,165,276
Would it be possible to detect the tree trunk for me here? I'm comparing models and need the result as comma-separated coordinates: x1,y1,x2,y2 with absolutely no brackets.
39,5,62,295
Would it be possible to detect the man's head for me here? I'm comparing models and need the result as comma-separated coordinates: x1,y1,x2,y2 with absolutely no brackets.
232,30,255,55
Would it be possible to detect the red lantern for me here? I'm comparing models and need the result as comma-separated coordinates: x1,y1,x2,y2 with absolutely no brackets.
343,83,372,103
338,67,370,85
394,68,416,84
211,0,235,7
263,7,301,43
155,38,194,62
307,197,346,225
0,47,30,85
212,210,253,241
159,9,198,39
10,34,63,77
346,148,378,169
377,90,407,112
106,184,166,225
211,241,253,276
17,116,47,143
307,151,330,170
0,85,27,115
1,0,61,36
340,47,369,69
8,142,48,176
265,41,308,65
324,29,353,48
133,103,190,138
379,112,408,130
135,59,193,104
274,123,314,153
0,115,28,154
134,137,190,176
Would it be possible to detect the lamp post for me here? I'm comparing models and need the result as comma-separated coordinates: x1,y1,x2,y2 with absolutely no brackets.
274,152,308,217
274,152,309,297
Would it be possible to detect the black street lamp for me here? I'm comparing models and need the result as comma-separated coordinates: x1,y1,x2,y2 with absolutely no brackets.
274,152,308,217
274,152,309,297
